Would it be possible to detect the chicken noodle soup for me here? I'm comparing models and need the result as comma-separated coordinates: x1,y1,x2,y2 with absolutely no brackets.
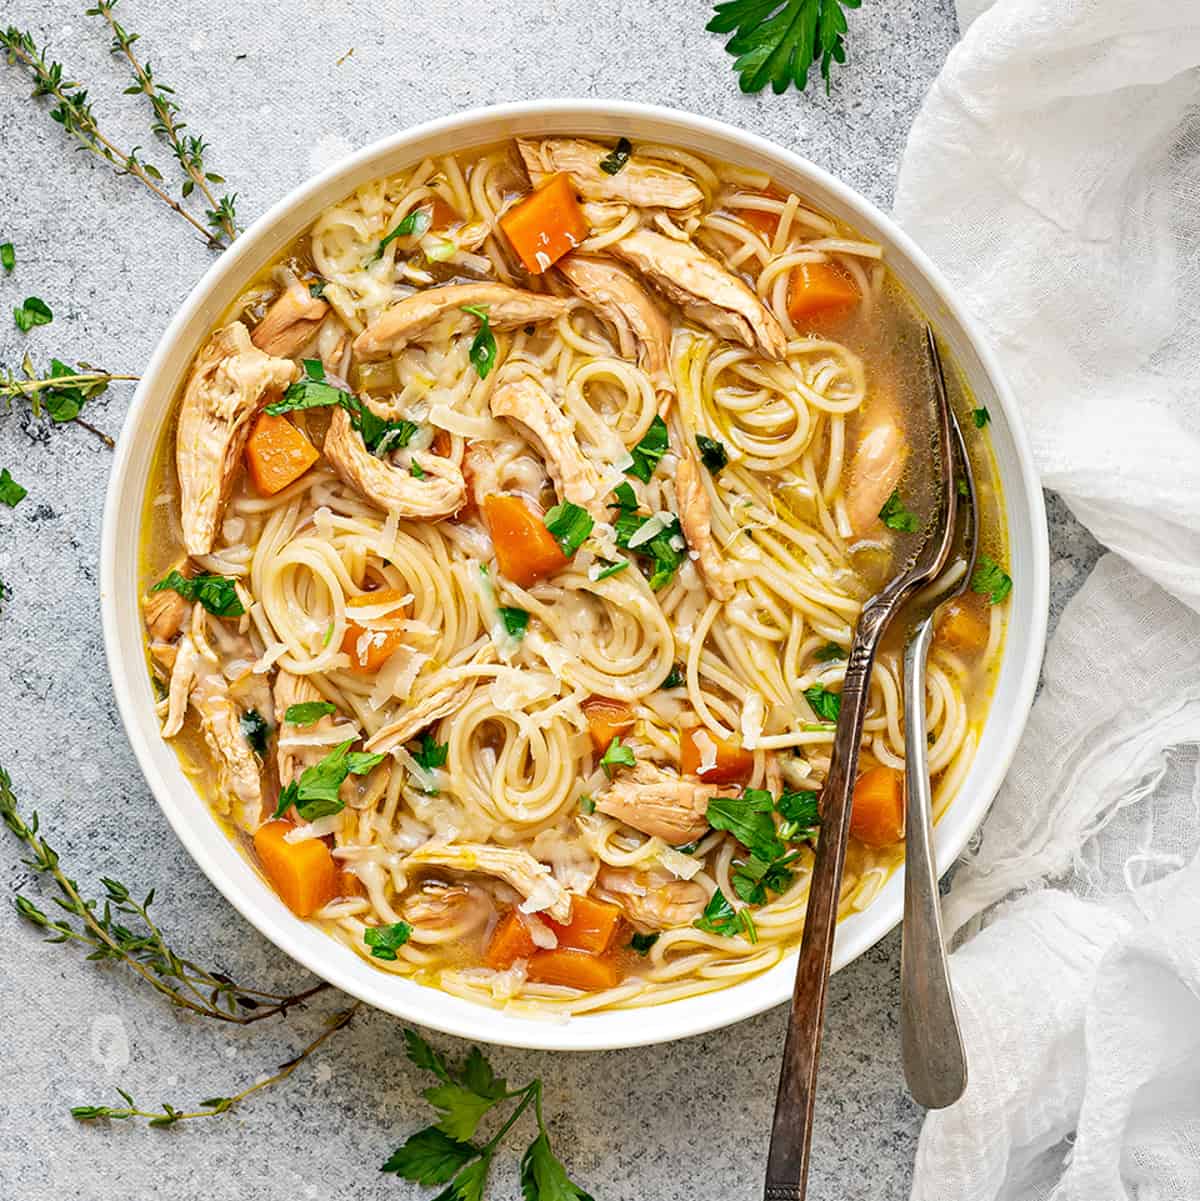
141,135,1009,1013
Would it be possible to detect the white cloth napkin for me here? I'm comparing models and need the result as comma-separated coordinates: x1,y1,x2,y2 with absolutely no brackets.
893,2,1200,1198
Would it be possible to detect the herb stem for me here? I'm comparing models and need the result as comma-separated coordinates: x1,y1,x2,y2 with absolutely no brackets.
483,1081,539,1154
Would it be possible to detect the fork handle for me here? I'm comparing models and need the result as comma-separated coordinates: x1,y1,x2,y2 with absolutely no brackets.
900,620,968,1109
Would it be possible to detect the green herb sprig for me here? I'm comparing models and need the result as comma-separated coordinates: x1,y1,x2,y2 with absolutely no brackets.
1,356,134,447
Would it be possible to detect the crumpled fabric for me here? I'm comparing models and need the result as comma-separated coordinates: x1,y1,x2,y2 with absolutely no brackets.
892,1,1200,1197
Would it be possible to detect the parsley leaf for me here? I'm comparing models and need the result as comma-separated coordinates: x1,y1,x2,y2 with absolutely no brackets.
520,1132,595,1201
433,1154,493,1201
284,701,336,726
694,888,743,937
271,739,381,821
600,736,636,778
461,1046,507,1100
973,406,991,428
543,501,593,558
424,1084,501,1143
461,305,497,380
629,931,659,955
411,460,425,479
813,642,845,662
364,921,412,960
308,280,327,298
598,136,632,176
499,606,529,639
731,851,798,905
708,0,862,95
706,789,783,861
239,709,271,756
13,296,52,332
412,731,449,771
578,795,596,815
371,206,432,262
804,683,841,722
403,1028,454,1083
0,468,27,507
777,789,820,840
151,570,244,618
626,415,669,483
593,559,629,581
661,663,685,689
0,242,13,272
609,486,684,590
971,554,1012,604
696,434,729,473
381,1126,479,1184
879,490,919,533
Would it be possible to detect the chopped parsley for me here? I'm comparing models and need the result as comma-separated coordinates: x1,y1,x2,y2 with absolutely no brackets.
661,663,685,689
598,136,633,175
308,280,327,298
151,569,244,618
0,242,13,272
957,478,969,498
731,851,799,905
499,606,529,639
593,559,629,581
776,789,820,841
411,731,449,772
578,795,596,816
600,735,636,778
371,206,432,262
695,434,729,473
543,501,593,558
706,789,783,862
610,484,684,590
239,709,271,756
410,460,425,479
0,468,27,508
13,296,52,332
284,701,336,726
973,406,991,428
625,415,669,483
804,683,841,722
693,888,756,941
273,739,384,821
971,554,1012,604
364,921,412,961
878,490,919,533
461,304,497,380
629,931,659,955
813,642,845,663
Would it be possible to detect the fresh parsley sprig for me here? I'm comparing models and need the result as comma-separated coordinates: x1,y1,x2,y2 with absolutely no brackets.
707,0,862,95
609,483,684,590
383,1029,593,1201
152,568,244,617
461,305,497,380
273,739,384,821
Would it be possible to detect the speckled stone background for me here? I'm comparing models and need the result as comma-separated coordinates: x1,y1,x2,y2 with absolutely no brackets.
0,3,1103,1199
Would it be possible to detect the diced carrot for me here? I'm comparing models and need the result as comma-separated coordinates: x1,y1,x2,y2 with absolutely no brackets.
336,868,366,899
935,596,991,657
527,947,621,991
428,195,460,231
680,725,755,785
787,260,860,326
485,910,537,970
738,188,787,239
850,766,906,847
500,173,589,274
548,894,623,954
341,588,408,674
244,412,320,496
582,696,636,754
482,493,569,588
431,428,452,457
253,820,338,917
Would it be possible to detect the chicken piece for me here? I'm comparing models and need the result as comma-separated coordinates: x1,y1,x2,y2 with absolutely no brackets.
177,322,298,556
674,453,735,601
272,669,332,788
490,376,608,520
517,138,704,211
845,416,909,536
159,630,263,832
596,866,708,931
405,842,572,922
144,581,190,642
251,284,329,358
364,678,476,755
595,759,716,846
323,405,467,517
557,255,674,401
402,880,493,938
353,283,570,363
611,229,787,360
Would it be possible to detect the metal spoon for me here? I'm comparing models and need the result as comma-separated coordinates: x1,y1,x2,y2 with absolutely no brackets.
899,341,978,1110
763,327,959,1201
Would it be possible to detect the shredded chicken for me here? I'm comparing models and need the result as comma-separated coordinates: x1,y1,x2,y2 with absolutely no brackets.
557,255,674,402
611,229,788,360
845,416,909,536
272,669,331,788
597,866,708,931
251,284,329,358
405,842,572,922
402,880,493,937
490,376,608,520
144,579,190,642
675,453,735,601
517,137,704,211
177,322,297,556
323,405,466,517
364,678,476,755
595,759,716,845
353,283,570,362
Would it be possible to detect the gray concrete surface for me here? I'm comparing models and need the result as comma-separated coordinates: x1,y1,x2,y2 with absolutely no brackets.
0,3,1103,1199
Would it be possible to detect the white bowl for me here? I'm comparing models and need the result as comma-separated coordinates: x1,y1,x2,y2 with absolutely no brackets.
100,100,1049,1051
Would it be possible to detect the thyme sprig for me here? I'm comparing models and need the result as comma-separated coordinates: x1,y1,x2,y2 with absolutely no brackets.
1,355,137,447
87,1,238,245
72,1004,360,1127
0,26,229,248
0,766,328,1022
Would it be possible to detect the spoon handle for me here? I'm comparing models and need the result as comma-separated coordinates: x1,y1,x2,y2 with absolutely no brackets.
763,606,888,1200
900,619,968,1109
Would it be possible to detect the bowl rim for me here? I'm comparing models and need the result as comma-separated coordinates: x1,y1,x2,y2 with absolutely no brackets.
100,98,1049,1051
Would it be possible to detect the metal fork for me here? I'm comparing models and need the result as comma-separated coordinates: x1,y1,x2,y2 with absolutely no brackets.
763,327,960,1201
899,340,978,1109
